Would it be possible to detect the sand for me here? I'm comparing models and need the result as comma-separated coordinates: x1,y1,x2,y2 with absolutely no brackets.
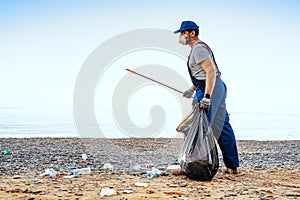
0,138,299,199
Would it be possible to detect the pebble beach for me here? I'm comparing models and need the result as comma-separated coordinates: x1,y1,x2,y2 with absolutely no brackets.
0,138,299,199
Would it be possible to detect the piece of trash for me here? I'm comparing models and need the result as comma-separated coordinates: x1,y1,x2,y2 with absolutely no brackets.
134,182,148,187
132,164,141,172
39,169,50,177
166,165,181,171
49,169,59,177
146,167,163,179
67,165,76,170
81,153,88,161
145,163,154,168
39,168,59,177
123,189,135,194
100,188,116,197
103,163,114,170
59,166,66,171
71,167,91,175
63,175,75,179
1,150,11,155
32,179,43,184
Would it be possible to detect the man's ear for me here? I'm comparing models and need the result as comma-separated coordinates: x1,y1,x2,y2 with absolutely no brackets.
190,30,196,37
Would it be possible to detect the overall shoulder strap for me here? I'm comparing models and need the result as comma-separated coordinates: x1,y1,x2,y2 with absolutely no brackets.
187,41,218,90
195,41,218,67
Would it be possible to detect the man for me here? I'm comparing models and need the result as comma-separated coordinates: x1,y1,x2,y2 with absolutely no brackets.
174,20,239,174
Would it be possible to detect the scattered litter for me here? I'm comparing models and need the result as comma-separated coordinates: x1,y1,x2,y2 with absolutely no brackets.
100,188,116,197
39,168,59,177
103,163,114,170
71,167,91,175
134,182,148,187
67,165,76,170
146,167,163,179
63,175,75,179
1,150,11,155
32,179,43,184
145,163,154,168
81,153,88,161
132,164,141,172
59,166,66,171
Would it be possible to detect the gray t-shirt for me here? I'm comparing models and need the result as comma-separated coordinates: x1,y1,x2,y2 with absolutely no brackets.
188,41,221,80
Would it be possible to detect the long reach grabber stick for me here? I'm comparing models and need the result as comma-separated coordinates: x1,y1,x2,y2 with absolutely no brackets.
125,68,184,94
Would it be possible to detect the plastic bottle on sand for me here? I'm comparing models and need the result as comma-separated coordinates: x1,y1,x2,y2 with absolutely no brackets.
71,167,91,175
48,168,59,177
40,168,59,177
146,168,161,179
81,153,88,161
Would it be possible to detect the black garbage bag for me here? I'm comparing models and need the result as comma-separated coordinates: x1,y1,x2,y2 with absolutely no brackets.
177,104,219,181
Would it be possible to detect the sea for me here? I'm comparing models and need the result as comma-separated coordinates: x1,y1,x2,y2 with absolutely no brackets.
0,108,299,141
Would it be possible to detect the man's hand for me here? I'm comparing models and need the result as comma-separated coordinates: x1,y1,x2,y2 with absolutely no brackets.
200,97,211,109
183,88,194,98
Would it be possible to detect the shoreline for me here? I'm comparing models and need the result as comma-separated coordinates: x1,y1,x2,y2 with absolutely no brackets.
0,138,299,199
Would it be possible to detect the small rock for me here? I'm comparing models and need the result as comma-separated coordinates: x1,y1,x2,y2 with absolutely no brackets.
32,190,43,194
123,189,135,194
8,189,21,193
99,188,116,197
224,194,232,197
12,175,22,179
286,193,300,197
165,191,184,195
22,189,32,193
160,171,169,176
134,182,148,187
103,163,114,170
146,189,155,194
180,183,187,187
168,184,178,188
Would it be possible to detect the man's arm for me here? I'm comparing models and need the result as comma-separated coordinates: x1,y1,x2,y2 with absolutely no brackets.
201,58,216,96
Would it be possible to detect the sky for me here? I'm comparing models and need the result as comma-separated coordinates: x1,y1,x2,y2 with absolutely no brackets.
1,0,300,132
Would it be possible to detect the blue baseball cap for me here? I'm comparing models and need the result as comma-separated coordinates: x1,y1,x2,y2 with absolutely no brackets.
174,21,199,34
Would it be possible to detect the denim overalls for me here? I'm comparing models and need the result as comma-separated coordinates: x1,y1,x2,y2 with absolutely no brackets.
188,42,239,169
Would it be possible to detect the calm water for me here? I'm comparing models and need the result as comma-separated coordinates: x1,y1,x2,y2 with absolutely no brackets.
0,108,299,140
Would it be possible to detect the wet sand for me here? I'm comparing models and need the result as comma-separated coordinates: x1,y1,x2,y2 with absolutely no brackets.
0,138,299,199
